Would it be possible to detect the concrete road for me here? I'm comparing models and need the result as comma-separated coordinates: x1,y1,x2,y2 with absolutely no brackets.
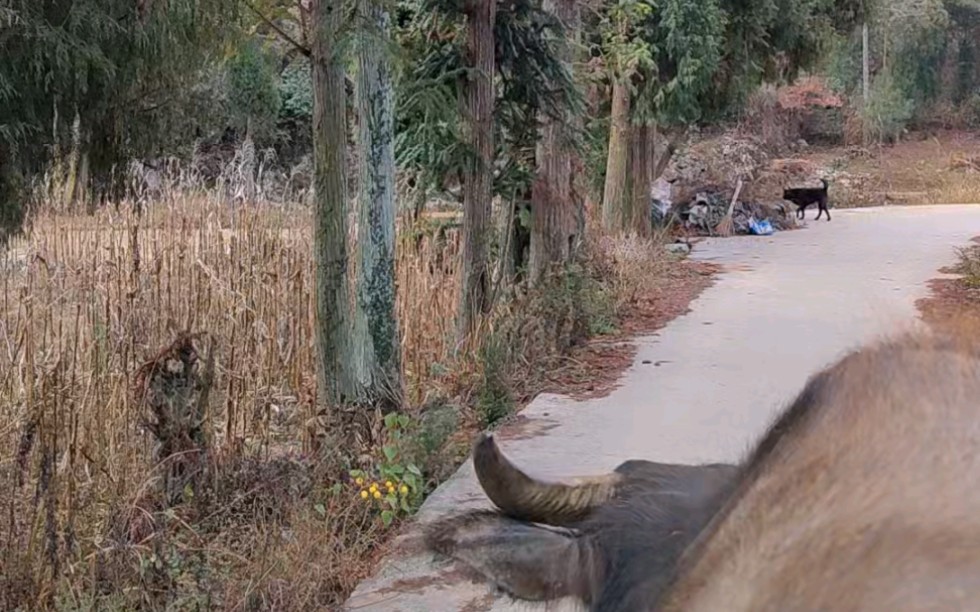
344,205,980,612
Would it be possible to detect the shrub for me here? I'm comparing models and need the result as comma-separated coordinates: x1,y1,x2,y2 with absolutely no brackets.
863,72,915,143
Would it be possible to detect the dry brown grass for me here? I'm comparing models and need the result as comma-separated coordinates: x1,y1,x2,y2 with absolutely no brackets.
0,191,467,609
802,130,980,207
918,237,980,339
0,181,690,609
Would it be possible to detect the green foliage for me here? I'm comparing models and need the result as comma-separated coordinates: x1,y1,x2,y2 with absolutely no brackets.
476,332,515,427
587,0,850,128
647,0,727,124
280,57,314,120
824,29,863,94
863,71,915,142
887,6,950,108
954,38,977,103
416,403,459,457
0,0,235,202
546,261,617,337
598,0,655,81
833,0,980,128
227,39,283,142
394,0,579,203
0,152,26,246
593,0,727,125
821,0,980,132
953,244,980,287
700,0,848,118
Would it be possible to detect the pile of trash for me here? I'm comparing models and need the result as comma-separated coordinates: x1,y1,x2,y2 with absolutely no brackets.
682,192,795,235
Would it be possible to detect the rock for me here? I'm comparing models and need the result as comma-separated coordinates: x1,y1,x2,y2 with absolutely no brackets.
652,176,672,203
665,242,692,255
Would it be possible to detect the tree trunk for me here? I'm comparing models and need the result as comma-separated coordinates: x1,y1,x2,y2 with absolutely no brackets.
862,22,870,102
354,0,402,410
529,0,577,284
652,125,677,182
242,118,257,204
602,78,630,233
457,0,497,342
567,3,585,256
311,0,356,408
627,123,653,237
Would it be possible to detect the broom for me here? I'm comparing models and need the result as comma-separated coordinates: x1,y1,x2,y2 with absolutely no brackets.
714,178,744,237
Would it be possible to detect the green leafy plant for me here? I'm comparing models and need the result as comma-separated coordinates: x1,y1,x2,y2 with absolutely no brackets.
226,38,282,143
279,58,313,121
476,332,514,427
349,413,425,527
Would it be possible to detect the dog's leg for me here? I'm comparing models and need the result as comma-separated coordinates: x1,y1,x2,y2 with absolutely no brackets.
815,207,823,221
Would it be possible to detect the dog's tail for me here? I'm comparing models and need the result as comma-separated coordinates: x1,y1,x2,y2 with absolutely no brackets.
820,178,828,191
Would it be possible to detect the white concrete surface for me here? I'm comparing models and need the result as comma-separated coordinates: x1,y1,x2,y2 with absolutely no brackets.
344,205,980,612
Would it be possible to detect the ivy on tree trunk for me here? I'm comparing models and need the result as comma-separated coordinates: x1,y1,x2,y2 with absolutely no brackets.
355,0,403,410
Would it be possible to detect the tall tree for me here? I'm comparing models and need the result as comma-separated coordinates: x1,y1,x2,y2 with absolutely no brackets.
601,79,632,232
256,0,407,408
310,0,357,407
457,0,497,341
355,0,403,408
596,0,654,234
529,0,578,284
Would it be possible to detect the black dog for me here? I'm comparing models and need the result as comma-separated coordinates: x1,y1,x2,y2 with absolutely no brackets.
783,178,830,221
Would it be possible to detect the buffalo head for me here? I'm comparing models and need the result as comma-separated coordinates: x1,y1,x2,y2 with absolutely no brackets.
427,434,738,609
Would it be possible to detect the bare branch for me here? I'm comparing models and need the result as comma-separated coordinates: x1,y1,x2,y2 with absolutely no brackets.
243,0,311,58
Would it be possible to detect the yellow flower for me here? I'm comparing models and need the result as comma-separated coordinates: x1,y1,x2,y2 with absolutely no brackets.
385,481,393,489
355,477,364,486
399,485,409,496
370,482,379,491
360,490,369,500
373,490,382,500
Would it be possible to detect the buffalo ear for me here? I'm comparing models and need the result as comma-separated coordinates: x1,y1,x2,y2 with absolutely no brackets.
426,510,600,604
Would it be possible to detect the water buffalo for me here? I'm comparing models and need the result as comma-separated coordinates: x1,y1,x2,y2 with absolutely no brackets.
428,331,980,610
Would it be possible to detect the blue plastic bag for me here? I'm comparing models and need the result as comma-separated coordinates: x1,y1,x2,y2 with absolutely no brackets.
748,218,774,236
